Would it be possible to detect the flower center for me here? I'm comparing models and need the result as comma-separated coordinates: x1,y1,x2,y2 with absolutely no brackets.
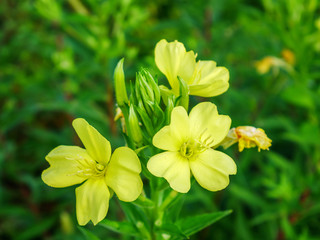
74,155,107,178
180,140,204,159
95,163,105,172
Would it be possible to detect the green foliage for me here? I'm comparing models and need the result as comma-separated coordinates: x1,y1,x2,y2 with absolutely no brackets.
1,0,320,239
176,210,232,237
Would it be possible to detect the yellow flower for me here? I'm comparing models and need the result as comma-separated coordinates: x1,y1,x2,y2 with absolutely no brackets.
147,102,236,193
221,126,272,152
281,49,295,66
254,56,275,74
42,118,143,225
255,55,293,75
155,39,229,97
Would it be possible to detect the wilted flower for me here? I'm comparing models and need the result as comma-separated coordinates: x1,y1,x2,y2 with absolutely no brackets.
221,126,272,152
42,118,142,225
155,39,229,97
147,102,236,193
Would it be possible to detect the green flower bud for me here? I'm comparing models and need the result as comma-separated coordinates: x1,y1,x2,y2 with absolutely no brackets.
138,71,155,103
136,100,154,137
143,69,161,104
165,96,175,125
128,104,143,144
114,58,128,107
60,211,74,235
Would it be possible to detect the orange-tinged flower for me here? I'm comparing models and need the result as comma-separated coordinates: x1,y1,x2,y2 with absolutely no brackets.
221,126,272,152
281,49,295,65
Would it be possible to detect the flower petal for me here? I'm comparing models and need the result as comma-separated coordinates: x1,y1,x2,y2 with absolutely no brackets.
189,79,229,98
105,147,142,202
153,107,189,151
189,102,231,147
147,152,190,193
155,39,196,94
177,50,197,85
152,126,181,151
42,146,89,188
76,178,110,225
170,106,190,143
189,61,229,97
190,149,236,191
72,118,111,165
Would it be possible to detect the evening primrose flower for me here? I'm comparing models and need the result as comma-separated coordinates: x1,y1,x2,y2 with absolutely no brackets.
42,118,142,225
255,55,293,74
147,102,236,193
221,126,272,152
155,39,229,97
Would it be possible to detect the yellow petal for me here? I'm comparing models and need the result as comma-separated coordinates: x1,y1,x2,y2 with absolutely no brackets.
189,80,229,98
188,61,229,97
189,102,231,147
72,118,111,165
105,147,142,202
190,149,236,191
155,39,196,94
42,146,88,188
169,106,190,145
147,152,190,193
76,178,110,225
152,126,181,151
177,50,197,85
153,107,189,151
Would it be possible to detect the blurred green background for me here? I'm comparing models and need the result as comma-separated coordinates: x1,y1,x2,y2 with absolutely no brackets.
1,0,320,239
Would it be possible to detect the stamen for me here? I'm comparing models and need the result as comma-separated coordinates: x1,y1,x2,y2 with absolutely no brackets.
196,127,214,148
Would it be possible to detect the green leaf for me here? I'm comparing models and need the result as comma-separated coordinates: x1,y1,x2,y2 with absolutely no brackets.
99,219,139,237
78,227,100,240
281,84,314,109
229,184,266,207
176,210,233,237
156,223,188,239
16,217,56,240
165,194,186,222
120,202,150,230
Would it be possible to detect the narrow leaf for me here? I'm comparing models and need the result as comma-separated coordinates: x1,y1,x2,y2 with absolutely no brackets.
176,210,232,237
78,226,100,240
99,219,139,237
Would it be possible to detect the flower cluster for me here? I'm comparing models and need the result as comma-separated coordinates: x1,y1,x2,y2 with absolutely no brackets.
42,39,271,227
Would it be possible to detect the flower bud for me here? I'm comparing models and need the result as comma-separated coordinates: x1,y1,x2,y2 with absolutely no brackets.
128,104,143,144
60,211,74,235
165,96,175,125
114,58,128,107
137,71,155,103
